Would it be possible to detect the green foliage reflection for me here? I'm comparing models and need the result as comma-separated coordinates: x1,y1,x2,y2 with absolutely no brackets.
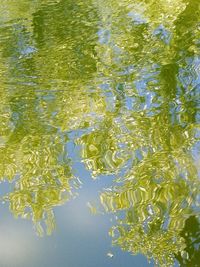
0,0,100,235
93,0,200,266
0,0,199,266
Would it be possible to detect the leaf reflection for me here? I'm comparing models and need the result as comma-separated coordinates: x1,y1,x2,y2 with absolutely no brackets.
0,0,199,266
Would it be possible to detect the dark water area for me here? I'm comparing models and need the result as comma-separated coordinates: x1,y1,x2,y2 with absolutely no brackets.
0,1,200,266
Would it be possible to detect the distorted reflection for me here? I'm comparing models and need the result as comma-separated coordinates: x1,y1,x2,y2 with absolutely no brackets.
95,0,200,266
0,0,100,235
0,0,199,266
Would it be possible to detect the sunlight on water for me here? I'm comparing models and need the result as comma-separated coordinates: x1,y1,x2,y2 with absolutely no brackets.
0,0,200,266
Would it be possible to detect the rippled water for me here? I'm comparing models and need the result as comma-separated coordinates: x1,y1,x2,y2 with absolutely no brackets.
0,1,200,266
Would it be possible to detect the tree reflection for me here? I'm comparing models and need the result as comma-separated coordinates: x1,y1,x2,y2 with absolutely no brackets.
0,1,199,266
0,0,101,235
82,0,200,266
175,216,200,267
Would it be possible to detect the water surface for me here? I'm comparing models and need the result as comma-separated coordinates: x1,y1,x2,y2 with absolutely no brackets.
0,0,200,266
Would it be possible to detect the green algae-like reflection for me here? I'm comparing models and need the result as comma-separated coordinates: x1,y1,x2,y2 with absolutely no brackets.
0,0,199,266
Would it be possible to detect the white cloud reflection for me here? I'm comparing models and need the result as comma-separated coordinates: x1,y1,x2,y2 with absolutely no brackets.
0,217,40,267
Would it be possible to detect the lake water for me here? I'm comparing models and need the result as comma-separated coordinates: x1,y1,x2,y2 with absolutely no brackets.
0,1,200,266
